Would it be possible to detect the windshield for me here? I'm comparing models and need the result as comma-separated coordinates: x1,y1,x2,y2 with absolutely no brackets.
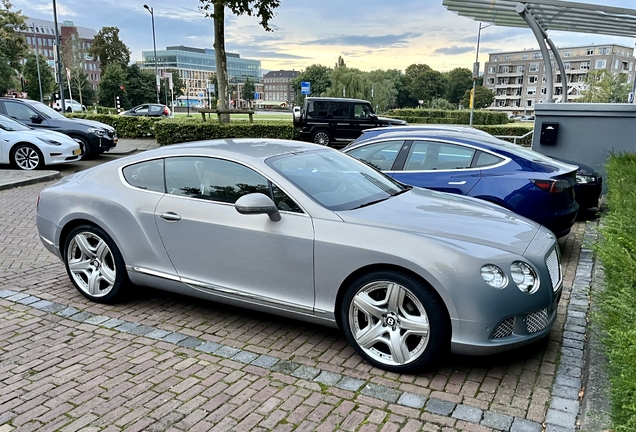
0,114,31,131
29,101,66,120
267,149,408,211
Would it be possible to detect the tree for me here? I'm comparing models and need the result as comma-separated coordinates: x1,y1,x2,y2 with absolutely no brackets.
62,29,92,106
199,0,280,122
98,63,128,108
443,68,473,106
125,64,155,108
461,86,495,110
241,77,255,107
0,54,16,94
66,70,96,106
335,55,346,69
326,66,368,99
409,67,445,105
579,70,631,103
89,26,131,71
290,64,332,104
22,52,55,102
0,0,28,71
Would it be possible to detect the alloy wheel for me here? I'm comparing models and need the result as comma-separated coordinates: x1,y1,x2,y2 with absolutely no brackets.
66,232,117,298
349,281,430,366
313,131,330,146
14,146,40,170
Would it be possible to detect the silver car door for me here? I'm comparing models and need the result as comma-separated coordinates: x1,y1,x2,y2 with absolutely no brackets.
155,156,315,312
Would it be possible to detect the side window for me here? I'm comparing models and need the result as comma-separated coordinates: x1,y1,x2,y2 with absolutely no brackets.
353,103,372,119
135,105,149,114
329,102,350,119
149,105,162,113
346,141,404,171
308,101,329,119
122,159,165,193
4,102,37,122
405,141,476,170
272,184,303,213
473,151,504,168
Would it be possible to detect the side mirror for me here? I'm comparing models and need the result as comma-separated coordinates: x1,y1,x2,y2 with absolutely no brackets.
235,193,281,222
30,114,43,124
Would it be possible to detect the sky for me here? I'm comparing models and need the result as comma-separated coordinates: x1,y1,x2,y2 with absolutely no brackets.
12,0,636,74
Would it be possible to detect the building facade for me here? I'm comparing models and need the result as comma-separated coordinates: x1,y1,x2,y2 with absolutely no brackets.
261,70,299,107
140,45,262,103
23,18,100,92
483,44,636,114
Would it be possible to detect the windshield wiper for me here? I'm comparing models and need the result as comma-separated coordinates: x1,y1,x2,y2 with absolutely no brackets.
390,186,412,197
351,197,390,210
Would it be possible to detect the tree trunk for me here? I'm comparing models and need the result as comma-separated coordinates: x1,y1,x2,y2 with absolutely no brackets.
76,73,83,108
213,1,230,123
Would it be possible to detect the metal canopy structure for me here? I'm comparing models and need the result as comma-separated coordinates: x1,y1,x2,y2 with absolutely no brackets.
443,0,636,103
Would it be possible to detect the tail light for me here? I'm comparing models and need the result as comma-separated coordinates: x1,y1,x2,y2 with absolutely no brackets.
163,106,170,116
531,179,571,193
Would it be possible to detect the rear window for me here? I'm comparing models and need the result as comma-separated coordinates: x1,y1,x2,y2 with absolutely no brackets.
122,159,165,193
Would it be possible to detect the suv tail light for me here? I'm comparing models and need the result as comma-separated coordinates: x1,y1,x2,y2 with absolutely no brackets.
531,179,571,193
163,106,170,116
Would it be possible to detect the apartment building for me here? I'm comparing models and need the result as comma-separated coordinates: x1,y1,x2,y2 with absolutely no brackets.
483,44,636,114
23,18,100,91
260,70,299,107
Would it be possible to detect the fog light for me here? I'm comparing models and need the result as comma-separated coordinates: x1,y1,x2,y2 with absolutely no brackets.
481,265,508,289
511,261,539,294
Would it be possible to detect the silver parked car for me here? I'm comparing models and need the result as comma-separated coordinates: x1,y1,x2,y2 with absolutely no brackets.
36,139,563,372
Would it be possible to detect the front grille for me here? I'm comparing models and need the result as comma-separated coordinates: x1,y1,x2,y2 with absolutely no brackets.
546,248,561,291
526,308,549,333
492,318,514,339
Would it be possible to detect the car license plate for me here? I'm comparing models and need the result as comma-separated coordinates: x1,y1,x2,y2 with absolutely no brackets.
73,149,82,155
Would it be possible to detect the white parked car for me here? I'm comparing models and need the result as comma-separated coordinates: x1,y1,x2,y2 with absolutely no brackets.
0,114,82,170
52,99,86,113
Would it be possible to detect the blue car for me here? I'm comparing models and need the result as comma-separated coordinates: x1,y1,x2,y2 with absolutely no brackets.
343,128,579,237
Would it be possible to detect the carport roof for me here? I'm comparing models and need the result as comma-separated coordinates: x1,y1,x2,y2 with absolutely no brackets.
442,0,636,38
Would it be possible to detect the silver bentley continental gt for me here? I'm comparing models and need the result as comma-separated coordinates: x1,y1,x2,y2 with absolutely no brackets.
36,139,563,373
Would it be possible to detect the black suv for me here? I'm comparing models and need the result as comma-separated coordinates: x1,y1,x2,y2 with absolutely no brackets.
294,97,407,146
0,97,117,159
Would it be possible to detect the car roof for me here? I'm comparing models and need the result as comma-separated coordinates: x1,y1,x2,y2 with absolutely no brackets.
119,139,327,164
305,97,370,104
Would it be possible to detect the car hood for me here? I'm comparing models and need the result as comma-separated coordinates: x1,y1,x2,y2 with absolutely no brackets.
377,116,408,125
19,129,76,143
69,118,115,132
336,187,540,255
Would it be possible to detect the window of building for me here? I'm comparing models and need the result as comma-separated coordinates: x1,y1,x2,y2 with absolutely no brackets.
542,75,547,83
581,61,590,70
600,47,610,55
499,66,509,73
493,56,499,62
487,78,495,85
517,65,525,73
504,55,510,61
527,99,534,107
587,49,594,55
529,63,539,72
595,59,607,69
631,63,634,71
487,66,495,74
522,54,528,60
541,88,547,95
533,53,542,59
564,51,571,57
527,87,537,95
528,76,538,83
563,62,570,70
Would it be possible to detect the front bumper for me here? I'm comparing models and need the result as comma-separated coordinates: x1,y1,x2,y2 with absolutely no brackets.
88,132,118,153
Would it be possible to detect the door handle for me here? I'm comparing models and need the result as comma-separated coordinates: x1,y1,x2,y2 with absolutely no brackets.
159,212,181,221
448,181,467,185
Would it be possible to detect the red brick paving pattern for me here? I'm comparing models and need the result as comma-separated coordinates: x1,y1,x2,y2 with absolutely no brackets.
0,181,586,430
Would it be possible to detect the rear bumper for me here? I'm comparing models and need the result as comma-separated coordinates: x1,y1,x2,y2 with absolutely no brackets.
537,204,578,238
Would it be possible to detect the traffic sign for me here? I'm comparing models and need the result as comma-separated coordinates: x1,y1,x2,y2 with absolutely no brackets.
254,92,259,99
198,92,204,98
301,81,311,95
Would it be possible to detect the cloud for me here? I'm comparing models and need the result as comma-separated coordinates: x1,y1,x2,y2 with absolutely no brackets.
434,46,474,55
304,33,423,49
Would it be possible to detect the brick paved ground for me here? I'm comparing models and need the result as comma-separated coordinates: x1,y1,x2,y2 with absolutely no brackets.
0,176,589,431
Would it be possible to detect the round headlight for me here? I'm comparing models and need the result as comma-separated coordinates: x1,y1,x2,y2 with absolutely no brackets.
510,261,539,294
481,265,508,289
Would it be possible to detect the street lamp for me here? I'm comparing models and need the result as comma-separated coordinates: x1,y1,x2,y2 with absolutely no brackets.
52,0,65,112
469,22,493,126
143,4,160,104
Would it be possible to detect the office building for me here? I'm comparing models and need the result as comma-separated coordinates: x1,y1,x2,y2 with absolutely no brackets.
140,45,262,101
483,44,636,114
261,70,299,107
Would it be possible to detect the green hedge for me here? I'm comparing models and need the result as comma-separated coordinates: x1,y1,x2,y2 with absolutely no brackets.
155,119,296,145
387,108,509,125
595,153,636,432
67,113,162,139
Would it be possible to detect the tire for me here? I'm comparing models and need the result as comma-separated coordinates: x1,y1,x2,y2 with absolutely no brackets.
71,136,94,160
312,130,332,146
66,107,72,113
341,270,449,373
63,225,128,304
10,143,44,170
